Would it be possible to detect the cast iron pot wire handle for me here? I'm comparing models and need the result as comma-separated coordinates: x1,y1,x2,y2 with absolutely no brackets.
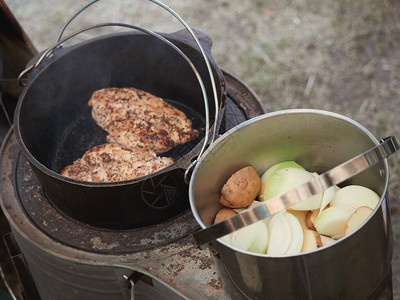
18,0,220,182
18,23,211,178
191,136,399,249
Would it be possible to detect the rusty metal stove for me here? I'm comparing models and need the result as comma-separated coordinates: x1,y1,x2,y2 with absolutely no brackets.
0,71,265,299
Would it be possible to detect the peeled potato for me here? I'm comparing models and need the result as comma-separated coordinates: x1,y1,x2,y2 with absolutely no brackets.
214,207,237,224
220,166,261,208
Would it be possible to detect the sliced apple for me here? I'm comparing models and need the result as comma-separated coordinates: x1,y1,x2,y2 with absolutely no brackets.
259,167,322,210
320,235,336,246
287,209,308,229
284,212,304,254
267,211,292,255
305,209,319,231
344,206,373,236
330,185,380,210
301,229,322,253
314,206,355,239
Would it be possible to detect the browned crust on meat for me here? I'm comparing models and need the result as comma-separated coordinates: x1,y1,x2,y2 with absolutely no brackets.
60,143,173,182
88,87,199,154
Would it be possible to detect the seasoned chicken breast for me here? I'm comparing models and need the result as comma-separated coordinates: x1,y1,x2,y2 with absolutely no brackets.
60,143,173,182
88,87,199,154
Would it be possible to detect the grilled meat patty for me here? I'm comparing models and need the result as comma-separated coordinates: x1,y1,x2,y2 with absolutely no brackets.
89,87,199,154
60,143,173,182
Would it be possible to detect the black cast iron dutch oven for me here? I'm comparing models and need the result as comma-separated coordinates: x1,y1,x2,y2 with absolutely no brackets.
14,28,226,230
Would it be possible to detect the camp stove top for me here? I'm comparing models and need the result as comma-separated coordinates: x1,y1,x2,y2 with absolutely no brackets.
0,71,265,300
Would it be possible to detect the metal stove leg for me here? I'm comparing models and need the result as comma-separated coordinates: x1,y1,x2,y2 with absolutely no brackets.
128,278,134,300
124,272,155,300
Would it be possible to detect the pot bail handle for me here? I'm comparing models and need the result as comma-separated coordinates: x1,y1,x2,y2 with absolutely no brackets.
58,0,221,159
191,136,399,249
18,0,220,180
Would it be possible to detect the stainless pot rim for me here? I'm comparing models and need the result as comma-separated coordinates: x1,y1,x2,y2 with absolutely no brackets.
188,108,390,257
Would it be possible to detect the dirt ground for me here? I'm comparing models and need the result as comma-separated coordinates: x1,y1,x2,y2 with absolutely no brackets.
6,0,400,298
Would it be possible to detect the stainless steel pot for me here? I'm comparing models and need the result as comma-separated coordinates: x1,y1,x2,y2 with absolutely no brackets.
189,109,393,299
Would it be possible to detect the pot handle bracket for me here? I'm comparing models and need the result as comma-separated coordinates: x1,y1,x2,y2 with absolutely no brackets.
18,0,221,178
191,136,399,249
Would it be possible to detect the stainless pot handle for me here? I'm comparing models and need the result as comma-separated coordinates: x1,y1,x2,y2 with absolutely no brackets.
191,136,399,248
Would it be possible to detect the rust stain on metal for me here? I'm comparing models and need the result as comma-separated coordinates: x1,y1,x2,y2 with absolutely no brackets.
208,278,223,290
179,247,214,270
89,236,120,250
167,262,185,277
